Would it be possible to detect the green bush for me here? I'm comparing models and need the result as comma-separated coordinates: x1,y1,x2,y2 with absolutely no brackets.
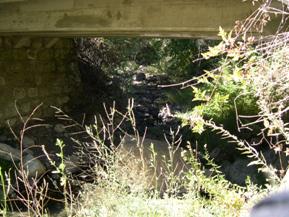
192,61,259,130
160,39,219,81
175,57,260,158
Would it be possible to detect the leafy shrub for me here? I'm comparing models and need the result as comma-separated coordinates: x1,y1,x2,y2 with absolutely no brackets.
178,0,289,183
191,62,258,130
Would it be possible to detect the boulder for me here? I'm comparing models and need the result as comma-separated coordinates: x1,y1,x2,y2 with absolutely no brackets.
22,136,35,148
0,142,21,161
0,142,46,177
133,72,146,82
250,191,289,217
23,153,47,177
227,158,260,185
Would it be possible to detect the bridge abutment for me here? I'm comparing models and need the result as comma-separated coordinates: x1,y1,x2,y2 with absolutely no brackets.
0,36,81,126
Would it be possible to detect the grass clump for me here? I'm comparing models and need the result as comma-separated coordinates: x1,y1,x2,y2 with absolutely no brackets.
61,101,261,217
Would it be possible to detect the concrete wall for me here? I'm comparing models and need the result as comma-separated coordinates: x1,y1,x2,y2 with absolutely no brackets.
0,36,80,127
0,0,279,39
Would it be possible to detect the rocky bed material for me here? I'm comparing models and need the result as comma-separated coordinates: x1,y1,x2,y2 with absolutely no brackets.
129,71,179,138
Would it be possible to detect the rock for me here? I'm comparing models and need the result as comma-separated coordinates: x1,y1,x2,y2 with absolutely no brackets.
23,153,46,177
22,136,35,148
210,147,232,163
133,72,146,82
153,74,170,85
144,113,151,118
250,191,289,217
262,149,289,172
227,158,260,185
0,135,7,142
148,107,159,117
158,105,173,122
54,124,66,133
64,155,82,174
226,159,265,186
0,142,46,177
138,96,153,104
220,160,232,177
147,126,164,138
146,75,158,83
134,105,149,113
0,142,21,161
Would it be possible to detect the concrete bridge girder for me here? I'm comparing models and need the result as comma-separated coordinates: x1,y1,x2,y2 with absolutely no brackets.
0,0,280,38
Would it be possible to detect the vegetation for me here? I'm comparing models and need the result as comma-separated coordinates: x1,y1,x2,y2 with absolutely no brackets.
64,101,264,217
72,0,289,215
0,0,288,216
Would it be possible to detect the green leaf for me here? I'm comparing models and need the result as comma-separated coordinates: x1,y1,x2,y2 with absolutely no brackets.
59,163,66,171
192,121,205,134
218,26,227,41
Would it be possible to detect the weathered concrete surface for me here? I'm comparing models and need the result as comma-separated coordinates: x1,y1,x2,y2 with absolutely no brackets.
0,0,279,38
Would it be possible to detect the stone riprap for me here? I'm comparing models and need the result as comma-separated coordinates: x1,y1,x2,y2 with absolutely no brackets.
0,36,81,127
